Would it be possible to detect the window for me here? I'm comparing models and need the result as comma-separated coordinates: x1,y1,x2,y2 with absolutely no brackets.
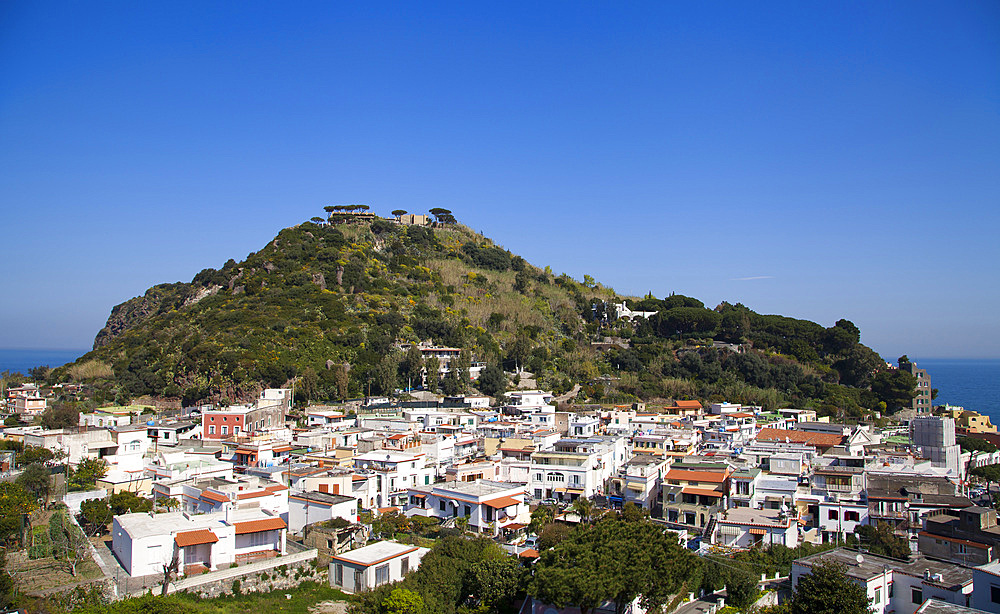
234,426,240,435
828,510,839,520
845,511,860,522
912,588,922,604
873,588,880,604
334,564,343,586
991,585,1000,604
425,476,430,485
209,425,216,435
375,564,390,586
222,425,228,435
439,501,446,512
245,531,270,547
463,505,471,517
535,489,542,498
401,557,409,575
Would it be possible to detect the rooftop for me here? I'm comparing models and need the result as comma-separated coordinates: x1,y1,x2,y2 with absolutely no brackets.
795,548,972,589
433,480,523,498
332,540,422,566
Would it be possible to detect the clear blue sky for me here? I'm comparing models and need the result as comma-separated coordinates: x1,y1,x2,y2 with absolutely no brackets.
1,2,998,359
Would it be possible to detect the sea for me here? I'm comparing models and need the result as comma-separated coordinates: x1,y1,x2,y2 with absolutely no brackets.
0,348,89,376
910,358,1000,423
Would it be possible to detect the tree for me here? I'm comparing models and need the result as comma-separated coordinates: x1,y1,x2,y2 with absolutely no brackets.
69,458,108,491
399,346,425,390
725,572,759,612
392,210,408,218
109,491,153,514
788,560,870,614
16,463,51,504
161,547,180,596
381,587,425,614
477,363,507,399
870,368,917,413
971,464,1000,494
310,216,325,224
0,482,37,546
425,357,440,393
528,504,555,534
855,521,910,559
959,436,997,454
531,516,699,614
537,522,572,551
570,496,596,524
79,497,113,533
42,403,80,429
470,556,524,613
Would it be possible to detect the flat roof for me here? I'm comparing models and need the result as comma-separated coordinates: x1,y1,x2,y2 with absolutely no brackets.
331,540,421,566
434,480,522,498
795,548,972,588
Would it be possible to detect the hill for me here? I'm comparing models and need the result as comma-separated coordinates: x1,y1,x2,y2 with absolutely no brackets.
57,209,902,417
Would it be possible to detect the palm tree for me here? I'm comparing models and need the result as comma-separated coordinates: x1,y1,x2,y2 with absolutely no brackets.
571,496,595,524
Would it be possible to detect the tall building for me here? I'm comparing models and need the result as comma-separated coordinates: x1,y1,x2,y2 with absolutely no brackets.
900,357,933,414
911,416,962,477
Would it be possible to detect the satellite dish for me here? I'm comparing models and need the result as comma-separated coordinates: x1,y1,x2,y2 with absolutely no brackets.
856,554,864,565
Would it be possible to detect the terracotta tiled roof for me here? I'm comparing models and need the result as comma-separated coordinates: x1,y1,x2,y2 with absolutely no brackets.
664,469,728,483
755,428,843,447
201,490,228,503
175,529,219,547
519,548,539,559
673,400,702,409
484,496,522,508
233,517,287,534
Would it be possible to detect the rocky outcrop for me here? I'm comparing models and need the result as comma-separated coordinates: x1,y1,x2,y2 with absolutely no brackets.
93,284,184,349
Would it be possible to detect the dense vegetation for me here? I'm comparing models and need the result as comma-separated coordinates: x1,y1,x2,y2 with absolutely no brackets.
43,209,909,417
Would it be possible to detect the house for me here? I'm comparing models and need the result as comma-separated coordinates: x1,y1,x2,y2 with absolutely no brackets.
607,456,668,510
288,491,358,534
755,427,844,454
303,522,367,564
659,463,731,532
404,479,529,534
920,506,1000,565
970,560,1000,612
504,391,554,415
24,427,119,465
203,403,286,440
792,548,973,614
111,508,287,576
528,437,625,503
306,410,356,430
353,450,434,509
712,507,799,549
147,421,200,446
329,540,429,594
176,475,288,517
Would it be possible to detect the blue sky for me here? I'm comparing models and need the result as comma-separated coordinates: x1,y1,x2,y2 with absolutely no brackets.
1,2,998,359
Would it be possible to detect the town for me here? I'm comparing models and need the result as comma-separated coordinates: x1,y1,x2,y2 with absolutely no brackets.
3,355,1000,614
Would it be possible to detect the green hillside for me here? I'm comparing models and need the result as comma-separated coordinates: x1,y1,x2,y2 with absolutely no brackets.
56,210,904,417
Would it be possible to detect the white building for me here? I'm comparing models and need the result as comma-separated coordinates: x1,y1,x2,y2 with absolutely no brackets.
504,391,554,415
288,491,358,534
971,560,1000,612
306,410,356,430
353,450,435,509
329,540,429,594
111,508,287,577
404,479,529,534
713,507,799,549
792,548,973,614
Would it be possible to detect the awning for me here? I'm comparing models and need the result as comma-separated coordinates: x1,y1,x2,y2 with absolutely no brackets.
410,493,427,499
175,529,219,547
504,523,527,531
682,487,724,498
749,528,767,535
485,496,522,508
233,517,287,534
565,487,584,494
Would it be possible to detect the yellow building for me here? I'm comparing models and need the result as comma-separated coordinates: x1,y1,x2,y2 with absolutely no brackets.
958,410,996,434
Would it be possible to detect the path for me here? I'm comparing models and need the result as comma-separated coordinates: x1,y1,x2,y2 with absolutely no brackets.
555,384,582,404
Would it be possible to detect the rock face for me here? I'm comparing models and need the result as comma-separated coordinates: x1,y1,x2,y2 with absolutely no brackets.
93,285,179,349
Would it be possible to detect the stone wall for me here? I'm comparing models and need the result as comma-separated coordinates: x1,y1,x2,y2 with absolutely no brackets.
164,550,325,598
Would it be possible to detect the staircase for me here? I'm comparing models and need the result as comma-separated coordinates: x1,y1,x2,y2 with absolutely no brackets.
702,514,718,544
